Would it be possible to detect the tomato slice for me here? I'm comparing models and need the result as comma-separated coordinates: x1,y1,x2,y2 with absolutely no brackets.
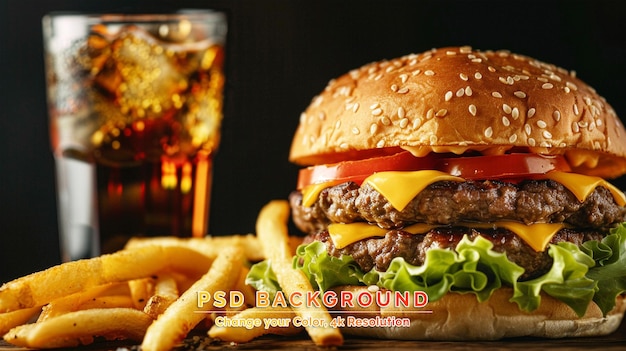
437,154,571,180
296,152,572,189
296,151,436,189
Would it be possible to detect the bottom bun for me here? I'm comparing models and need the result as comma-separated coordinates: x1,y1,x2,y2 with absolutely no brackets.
330,286,625,340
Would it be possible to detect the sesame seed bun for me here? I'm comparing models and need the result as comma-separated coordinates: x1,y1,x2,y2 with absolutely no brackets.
290,46,626,179
331,286,625,340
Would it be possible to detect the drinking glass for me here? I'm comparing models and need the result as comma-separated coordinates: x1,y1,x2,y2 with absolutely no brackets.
42,11,227,260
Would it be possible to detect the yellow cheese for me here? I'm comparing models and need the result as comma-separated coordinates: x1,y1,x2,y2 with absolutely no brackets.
543,171,626,206
301,182,338,207
328,221,564,252
363,170,464,211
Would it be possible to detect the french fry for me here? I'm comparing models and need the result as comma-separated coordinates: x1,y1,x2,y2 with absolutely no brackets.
37,282,130,322
126,234,264,261
141,244,244,351
4,308,152,348
0,306,40,335
208,306,300,343
128,277,156,310
143,274,179,319
0,245,212,313
255,200,343,346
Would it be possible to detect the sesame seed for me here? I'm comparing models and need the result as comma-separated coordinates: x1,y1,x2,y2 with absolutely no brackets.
381,117,391,126
353,103,360,113
472,58,483,63
370,103,380,110
512,107,520,119
435,109,448,118
503,104,512,114
566,81,578,91
564,87,571,93
514,91,527,99
499,77,508,84
335,120,342,129
528,108,536,118
445,91,453,101
572,121,580,133
460,46,472,54
540,141,550,147
340,142,349,149
370,123,378,135
525,124,532,135
469,104,477,116
460,73,469,81
399,74,408,83
376,140,385,148
412,69,421,76
543,130,552,139
397,87,409,94
465,86,473,96
456,88,465,97
413,117,422,129
398,107,406,118
537,120,547,128
371,108,383,116
352,127,360,135
475,72,483,79
596,118,603,127
509,134,518,143
391,84,399,92
429,135,438,144
424,70,435,76
492,92,503,98
578,121,588,128
367,285,380,293
484,127,494,138
542,83,554,89
589,121,596,131
502,116,511,126
553,110,561,121
400,118,409,128
426,108,434,119
528,138,536,146
446,50,457,56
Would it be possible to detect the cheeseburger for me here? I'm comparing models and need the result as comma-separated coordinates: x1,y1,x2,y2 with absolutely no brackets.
250,47,626,339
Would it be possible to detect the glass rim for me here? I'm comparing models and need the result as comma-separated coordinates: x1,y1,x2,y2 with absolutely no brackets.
43,9,226,24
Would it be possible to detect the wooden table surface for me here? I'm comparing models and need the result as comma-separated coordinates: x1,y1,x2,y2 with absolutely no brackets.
1,317,624,351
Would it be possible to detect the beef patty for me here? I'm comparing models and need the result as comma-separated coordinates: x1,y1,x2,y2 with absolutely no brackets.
290,179,626,235
303,227,605,280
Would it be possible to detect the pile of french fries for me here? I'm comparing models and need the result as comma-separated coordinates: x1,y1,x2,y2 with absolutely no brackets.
0,200,343,349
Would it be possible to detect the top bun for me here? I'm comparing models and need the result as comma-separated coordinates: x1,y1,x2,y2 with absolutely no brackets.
289,46,626,179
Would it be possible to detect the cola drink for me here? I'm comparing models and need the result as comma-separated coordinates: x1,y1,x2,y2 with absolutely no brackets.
43,13,227,260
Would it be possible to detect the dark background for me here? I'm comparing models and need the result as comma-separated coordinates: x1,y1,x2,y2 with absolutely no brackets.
1,0,625,283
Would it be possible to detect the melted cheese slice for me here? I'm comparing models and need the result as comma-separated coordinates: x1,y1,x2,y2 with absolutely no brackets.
328,221,565,252
363,171,464,211
543,171,626,206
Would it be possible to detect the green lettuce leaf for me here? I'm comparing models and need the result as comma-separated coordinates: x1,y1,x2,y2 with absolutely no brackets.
245,259,281,299
374,236,525,302
511,243,597,316
583,224,626,315
292,241,371,291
